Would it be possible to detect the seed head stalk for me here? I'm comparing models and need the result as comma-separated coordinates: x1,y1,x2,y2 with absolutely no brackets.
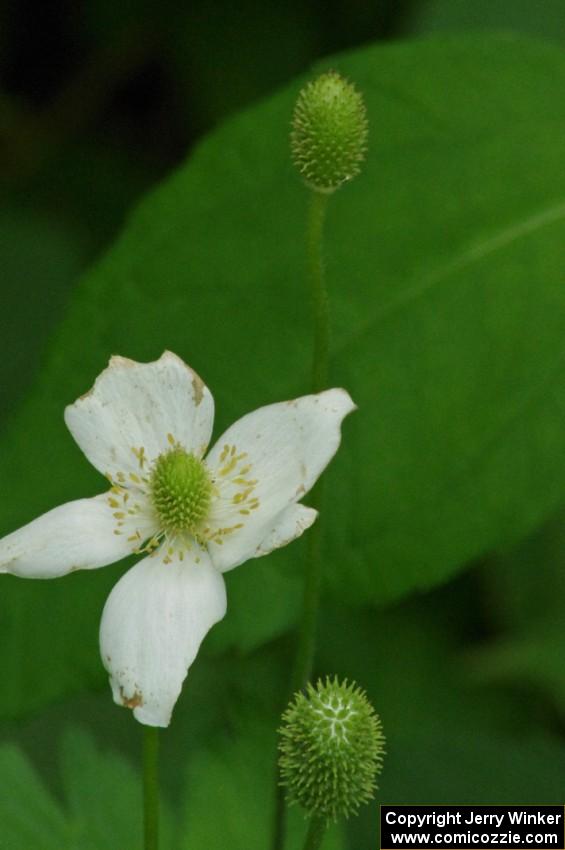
143,726,160,850
272,70,368,850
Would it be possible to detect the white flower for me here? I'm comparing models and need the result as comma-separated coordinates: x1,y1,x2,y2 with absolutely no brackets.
0,352,355,727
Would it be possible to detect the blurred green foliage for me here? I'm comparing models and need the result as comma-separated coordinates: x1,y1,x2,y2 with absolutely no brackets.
408,0,565,44
0,205,89,413
2,2,565,848
0,729,175,849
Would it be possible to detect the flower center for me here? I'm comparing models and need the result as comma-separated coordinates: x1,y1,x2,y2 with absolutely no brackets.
149,447,212,535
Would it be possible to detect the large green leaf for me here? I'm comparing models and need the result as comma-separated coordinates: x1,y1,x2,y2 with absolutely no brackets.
0,205,88,417
2,34,565,715
406,0,565,46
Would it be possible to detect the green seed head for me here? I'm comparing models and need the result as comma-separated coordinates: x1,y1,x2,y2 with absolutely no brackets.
291,71,368,194
150,447,212,535
279,677,385,822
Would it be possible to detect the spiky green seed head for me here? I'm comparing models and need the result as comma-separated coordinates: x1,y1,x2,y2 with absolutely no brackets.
150,447,212,535
291,71,368,194
279,677,385,822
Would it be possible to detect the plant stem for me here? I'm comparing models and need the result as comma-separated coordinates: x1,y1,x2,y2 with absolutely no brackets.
293,189,330,692
291,480,324,691
143,726,160,850
308,191,330,394
272,190,331,850
303,815,328,850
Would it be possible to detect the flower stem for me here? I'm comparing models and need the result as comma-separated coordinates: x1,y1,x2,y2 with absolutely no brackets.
291,481,324,691
272,190,331,850
143,726,160,850
308,191,330,394
303,815,328,850
293,189,330,691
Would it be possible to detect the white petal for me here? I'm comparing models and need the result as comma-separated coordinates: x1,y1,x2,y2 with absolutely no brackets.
254,504,318,558
64,351,214,481
100,548,226,727
205,388,355,572
0,494,133,578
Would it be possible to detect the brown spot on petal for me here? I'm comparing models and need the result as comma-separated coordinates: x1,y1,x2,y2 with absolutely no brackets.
120,686,143,709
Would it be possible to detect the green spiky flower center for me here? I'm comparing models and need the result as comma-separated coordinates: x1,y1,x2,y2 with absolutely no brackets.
149,447,212,535
279,677,385,822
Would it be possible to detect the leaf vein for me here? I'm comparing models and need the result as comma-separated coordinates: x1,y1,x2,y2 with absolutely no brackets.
338,198,565,354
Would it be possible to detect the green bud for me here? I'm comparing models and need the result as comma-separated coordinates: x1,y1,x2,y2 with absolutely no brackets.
278,677,385,822
291,71,368,194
